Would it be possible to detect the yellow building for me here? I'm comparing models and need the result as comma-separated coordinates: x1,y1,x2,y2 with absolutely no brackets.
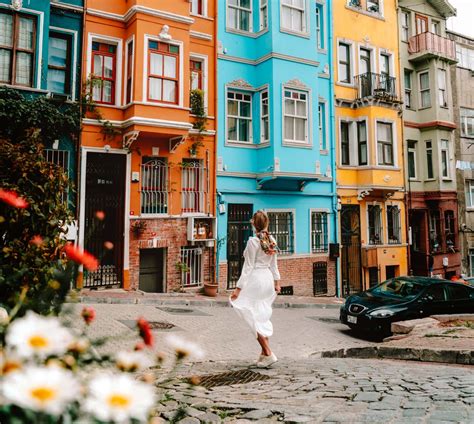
334,0,408,294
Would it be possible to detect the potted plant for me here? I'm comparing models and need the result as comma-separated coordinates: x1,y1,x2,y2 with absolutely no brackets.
203,281,219,297
131,220,147,236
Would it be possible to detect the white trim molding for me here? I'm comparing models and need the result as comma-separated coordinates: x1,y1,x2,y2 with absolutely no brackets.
87,6,194,25
83,116,193,131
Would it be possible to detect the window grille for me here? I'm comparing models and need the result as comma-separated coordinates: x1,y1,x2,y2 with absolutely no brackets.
181,159,207,213
44,149,69,203
387,206,401,244
368,205,382,245
444,210,455,250
140,158,168,214
180,246,203,287
268,211,294,254
429,210,441,253
311,212,328,253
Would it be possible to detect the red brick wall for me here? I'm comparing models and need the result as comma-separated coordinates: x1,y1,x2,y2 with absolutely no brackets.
218,256,337,297
129,218,212,292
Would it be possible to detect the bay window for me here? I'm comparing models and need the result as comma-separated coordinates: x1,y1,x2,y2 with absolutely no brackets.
148,41,179,104
227,90,252,143
284,89,308,144
281,0,307,33
377,122,394,166
419,71,431,109
228,0,252,32
461,108,474,137
92,42,116,104
47,33,72,95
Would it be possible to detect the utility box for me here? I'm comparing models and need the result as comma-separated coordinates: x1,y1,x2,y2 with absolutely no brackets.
187,217,216,242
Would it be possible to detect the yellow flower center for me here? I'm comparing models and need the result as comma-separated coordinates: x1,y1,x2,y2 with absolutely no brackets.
107,394,130,409
30,387,56,404
28,335,49,349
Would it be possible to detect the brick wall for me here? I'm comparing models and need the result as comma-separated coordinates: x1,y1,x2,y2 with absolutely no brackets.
129,218,212,292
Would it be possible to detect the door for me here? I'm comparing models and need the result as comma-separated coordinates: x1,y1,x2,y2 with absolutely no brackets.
410,210,429,276
313,261,328,296
386,265,397,280
359,48,372,97
84,152,126,288
446,284,474,314
139,248,165,293
227,204,253,289
419,284,450,316
341,205,363,296
415,14,428,34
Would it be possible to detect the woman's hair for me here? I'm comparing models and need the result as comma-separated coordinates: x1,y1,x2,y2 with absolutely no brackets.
251,210,279,255
251,210,269,233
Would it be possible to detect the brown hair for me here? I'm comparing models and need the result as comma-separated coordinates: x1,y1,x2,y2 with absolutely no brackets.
251,210,269,233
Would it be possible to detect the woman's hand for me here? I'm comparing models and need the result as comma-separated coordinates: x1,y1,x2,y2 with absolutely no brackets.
274,283,281,294
230,288,241,300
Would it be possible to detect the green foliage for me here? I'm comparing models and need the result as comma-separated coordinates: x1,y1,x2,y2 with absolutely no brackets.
190,89,207,132
0,135,74,316
0,87,80,144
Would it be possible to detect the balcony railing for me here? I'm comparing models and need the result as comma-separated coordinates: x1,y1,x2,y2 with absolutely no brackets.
355,72,398,102
408,32,457,62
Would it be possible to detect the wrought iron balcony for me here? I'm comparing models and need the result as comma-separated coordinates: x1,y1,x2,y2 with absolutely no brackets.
354,72,398,102
408,32,457,63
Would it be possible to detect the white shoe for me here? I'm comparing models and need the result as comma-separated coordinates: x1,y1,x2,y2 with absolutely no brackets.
257,353,277,368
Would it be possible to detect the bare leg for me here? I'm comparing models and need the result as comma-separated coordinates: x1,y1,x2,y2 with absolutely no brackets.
257,333,271,356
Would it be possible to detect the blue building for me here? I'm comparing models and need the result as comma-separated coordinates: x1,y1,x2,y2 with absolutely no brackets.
217,0,338,296
0,0,83,212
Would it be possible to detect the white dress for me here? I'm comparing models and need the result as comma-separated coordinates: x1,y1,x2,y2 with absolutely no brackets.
229,236,281,338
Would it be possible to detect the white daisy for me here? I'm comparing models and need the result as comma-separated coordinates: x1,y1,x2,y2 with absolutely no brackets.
115,351,154,372
84,373,156,423
6,311,74,359
165,334,205,361
2,366,80,416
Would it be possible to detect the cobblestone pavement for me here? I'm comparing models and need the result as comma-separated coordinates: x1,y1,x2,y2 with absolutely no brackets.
155,358,474,423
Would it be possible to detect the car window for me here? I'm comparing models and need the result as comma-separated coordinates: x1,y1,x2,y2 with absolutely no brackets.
372,278,425,299
425,285,446,301
447,285,470,300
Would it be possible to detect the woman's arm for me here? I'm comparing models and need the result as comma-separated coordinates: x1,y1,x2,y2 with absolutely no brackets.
231,238,258,300
270,253,281,294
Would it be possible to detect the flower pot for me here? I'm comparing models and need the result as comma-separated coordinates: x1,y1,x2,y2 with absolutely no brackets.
203,283,218,297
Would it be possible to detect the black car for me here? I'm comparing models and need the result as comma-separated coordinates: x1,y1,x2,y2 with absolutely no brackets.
340,276,474,336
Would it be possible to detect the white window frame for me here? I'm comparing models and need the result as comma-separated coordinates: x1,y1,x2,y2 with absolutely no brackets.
337,40,355,85
87,33,123,107
358,44,376,76
461,108,474,138
401,11,410,42
425,140,434,179
142,35,184,108
466,180,474,208
280,0,309,36
189,53,209,109
404,68,413,109
367,203,383,246
431,19,440,35
440,139,451,180
260,88,270,144
227,0,253,33
226,89,253,144
310,208,330,254
315,2,325,50
378,50,394,78
366,0,383,15
407,140,417,180
266,208,296,255
418,70,431,109
437,68,447,108
339,117,369,167
375,119,397,167
259,0,268,31
318,99,328,152
282,86,311,146
124,36,135,106
469,248,474,276
190,0,208,17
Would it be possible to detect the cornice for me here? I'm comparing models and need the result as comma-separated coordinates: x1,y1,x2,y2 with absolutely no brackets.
218,52,320,67
87,6,194,25
82,117,193,131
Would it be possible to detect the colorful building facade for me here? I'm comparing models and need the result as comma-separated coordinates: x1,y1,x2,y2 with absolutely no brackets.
398,0,460,278
334,0,408,294
79,0,217,292
216,1,338,296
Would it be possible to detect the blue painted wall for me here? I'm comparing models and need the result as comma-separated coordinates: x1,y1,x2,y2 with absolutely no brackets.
217,0,338,291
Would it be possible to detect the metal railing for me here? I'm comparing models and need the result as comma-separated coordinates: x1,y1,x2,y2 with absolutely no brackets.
355,72,398,101
408,32,456,61
180,246,203,287
141,159,168,214
311,212,328,253
387,206,401,245
368,206,383,245
268,212,294,254
181,162,208,214
44,149,70,204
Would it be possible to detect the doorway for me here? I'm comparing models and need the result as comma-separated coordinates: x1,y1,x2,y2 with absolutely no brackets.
386,265,398,280
139,248,165,293
341,205,363,296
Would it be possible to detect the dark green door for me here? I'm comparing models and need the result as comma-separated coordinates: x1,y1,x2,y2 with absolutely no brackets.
139,248,165,293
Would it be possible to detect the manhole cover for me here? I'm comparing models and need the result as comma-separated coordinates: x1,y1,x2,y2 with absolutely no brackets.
119,319,177,331
190,370,271,389
307,317,341,324
156,307,211,316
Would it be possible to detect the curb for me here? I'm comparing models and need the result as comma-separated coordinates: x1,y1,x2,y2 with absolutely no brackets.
72,296,342,310
313,346,474,365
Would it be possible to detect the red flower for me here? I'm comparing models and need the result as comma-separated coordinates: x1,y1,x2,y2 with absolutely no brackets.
29,235,44,247
95,211,105,221
0,189,29,209
81,306,96,325
64,244,99,271
137,317,153,347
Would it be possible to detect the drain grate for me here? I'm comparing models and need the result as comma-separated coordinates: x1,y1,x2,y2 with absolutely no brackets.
119,319,177,331
190,369,271,389
156,307,211,317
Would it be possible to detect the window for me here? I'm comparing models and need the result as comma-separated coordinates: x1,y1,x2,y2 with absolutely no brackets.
181,159,206,213
447,285,471,301
387,206,401,244
281,0,307,33
260,90,269,143
407,140,417,179
470,249,474,276
357,121,367,166
316,4,324,49
359,47,371,75
441,139,450,178
311,211,328,253
461,108,474,137
404,69,413,109
401,12,410,42
415,14,428,35
338,42,352,83
180,246,203,287
47,33,71,95
260,0,268,30
380,53,390,78
438,68,447,107
368,205,382,245
141,157,168,214
0,11,36,87
429,210,441,253
340,121,350,166
318,102,326,150
44,149,70,203
190,59,203,91
456,45,474,70
268,211,294,254
228,0,252,32
227,91,252,143
125,40,133,104
367,0,380,13
466,180,474,207
284,89,308,144
444,210,455,250
377,122,394,166
431,20,440,35
426,141,434,179
91,42,116,104
148,41,179,104
419,71,431,108
190,0,203,15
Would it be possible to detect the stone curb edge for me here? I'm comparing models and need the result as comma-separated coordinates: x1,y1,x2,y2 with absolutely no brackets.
70,296,342,310
312,346,474,365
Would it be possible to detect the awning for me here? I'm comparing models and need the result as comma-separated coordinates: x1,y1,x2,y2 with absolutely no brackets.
256,174,321,191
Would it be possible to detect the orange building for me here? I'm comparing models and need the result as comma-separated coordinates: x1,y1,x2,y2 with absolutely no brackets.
78,0,217,292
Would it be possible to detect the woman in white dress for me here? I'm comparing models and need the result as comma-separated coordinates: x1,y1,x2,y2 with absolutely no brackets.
229,210,281,368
